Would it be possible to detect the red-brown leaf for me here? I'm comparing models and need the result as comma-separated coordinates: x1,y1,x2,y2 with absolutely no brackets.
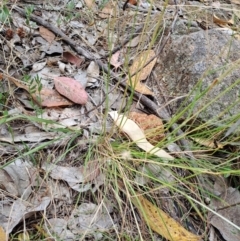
36,88,73,107
54,77,88,105
39,26,55,43
62,51,84,67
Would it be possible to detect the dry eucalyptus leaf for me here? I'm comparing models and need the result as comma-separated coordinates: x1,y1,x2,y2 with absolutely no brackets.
62,51,84,67
210,187,240,241
68,202,114,235
42,161,103,193
0,163,39,199
0,226,7,241
110,50,122,69
128,112,165,145
131,194,201,241
39,107,82,130
109,111,173,160
69,172,105,193
1,197,51,234
2,73,73,107
39,26,55,43
127,50,156,95
54,76,88,105
129,50,156,81
0,166,53,235
0,128,58,143
213,14,233,27
42,161,100,183
126,36,140,47
0,169,18,196
37,88,74,107
32,61,46,72
45,219,75,240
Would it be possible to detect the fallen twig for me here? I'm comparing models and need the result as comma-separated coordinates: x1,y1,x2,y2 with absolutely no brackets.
13,6,97,60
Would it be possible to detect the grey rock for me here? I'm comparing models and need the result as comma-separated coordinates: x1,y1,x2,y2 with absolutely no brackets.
154,28,240,122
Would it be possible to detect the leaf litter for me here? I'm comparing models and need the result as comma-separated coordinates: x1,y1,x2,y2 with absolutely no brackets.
127,50,156,95
0,0,239,240
131,194,201,241
109,111,174,160
53,76,88,105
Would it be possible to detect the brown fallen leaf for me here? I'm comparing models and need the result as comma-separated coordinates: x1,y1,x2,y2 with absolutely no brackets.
128,112,165,145
54,76,88,105
39,26,55,43
0,226,7,241
110,50,122,69
38,88,73,107
213,14,234,27
131,194,202,241
62,51,84,67
127,50,156,95
1,72,73,107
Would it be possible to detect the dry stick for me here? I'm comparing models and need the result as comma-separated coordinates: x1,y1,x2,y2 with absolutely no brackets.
13,6,192,156
13,6,96,61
